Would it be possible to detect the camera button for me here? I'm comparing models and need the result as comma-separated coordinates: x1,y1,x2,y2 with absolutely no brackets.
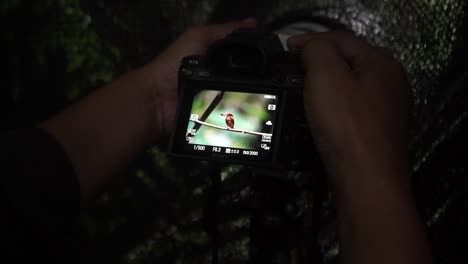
181,68,193,76
198,71,211,78
291,78,304,85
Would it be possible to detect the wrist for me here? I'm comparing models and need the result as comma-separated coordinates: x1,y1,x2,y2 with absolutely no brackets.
334,167,413,206
132,61,177,144
323,141,412,201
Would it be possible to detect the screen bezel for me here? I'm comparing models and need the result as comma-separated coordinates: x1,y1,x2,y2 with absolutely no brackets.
169,79,287,165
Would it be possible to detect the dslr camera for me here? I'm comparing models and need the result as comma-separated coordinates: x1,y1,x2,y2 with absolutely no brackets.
169,29,317,169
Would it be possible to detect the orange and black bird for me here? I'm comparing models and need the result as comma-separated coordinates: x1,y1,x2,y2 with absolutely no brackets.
221,113,235,129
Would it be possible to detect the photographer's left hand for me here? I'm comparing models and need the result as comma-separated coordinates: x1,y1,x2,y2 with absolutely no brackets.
137,18,257,141
41,19,255,203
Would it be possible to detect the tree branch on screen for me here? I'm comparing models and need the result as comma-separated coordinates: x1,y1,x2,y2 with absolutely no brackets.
189,118,272,137
187,91,225,137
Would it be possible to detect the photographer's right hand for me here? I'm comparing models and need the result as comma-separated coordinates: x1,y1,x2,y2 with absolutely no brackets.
289,32,411,194
288,32,433,264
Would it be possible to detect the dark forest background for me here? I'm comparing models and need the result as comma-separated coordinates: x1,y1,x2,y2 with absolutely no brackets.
2,0,468,263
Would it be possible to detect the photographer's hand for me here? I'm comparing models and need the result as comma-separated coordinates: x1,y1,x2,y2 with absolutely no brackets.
289,32,432,264
41,19,256,204
140,18,256,138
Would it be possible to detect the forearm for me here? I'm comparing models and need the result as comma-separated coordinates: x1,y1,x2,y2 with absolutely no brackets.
40,65,161,204
330,154,432,264
292,30,432,264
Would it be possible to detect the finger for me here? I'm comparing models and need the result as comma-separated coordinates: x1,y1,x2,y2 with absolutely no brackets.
288,31,368,51
290,31,374,71
301,37,355,85
164,18,257,61
287,33,319,50
374,46,401,64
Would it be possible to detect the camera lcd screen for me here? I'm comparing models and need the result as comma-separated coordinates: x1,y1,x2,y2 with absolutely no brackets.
179,89,280,162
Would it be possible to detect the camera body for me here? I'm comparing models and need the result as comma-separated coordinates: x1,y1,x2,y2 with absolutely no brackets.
169,30,317,169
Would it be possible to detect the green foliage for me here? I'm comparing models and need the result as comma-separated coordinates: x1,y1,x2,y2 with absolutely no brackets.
4,1,466,263
0,0,20,14
53,0,120,100
6,0,120,101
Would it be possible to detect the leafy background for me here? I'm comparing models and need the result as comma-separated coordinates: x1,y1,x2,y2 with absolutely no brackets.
2,0,468,264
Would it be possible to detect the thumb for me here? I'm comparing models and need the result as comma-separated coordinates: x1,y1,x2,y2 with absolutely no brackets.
295,32,375,78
